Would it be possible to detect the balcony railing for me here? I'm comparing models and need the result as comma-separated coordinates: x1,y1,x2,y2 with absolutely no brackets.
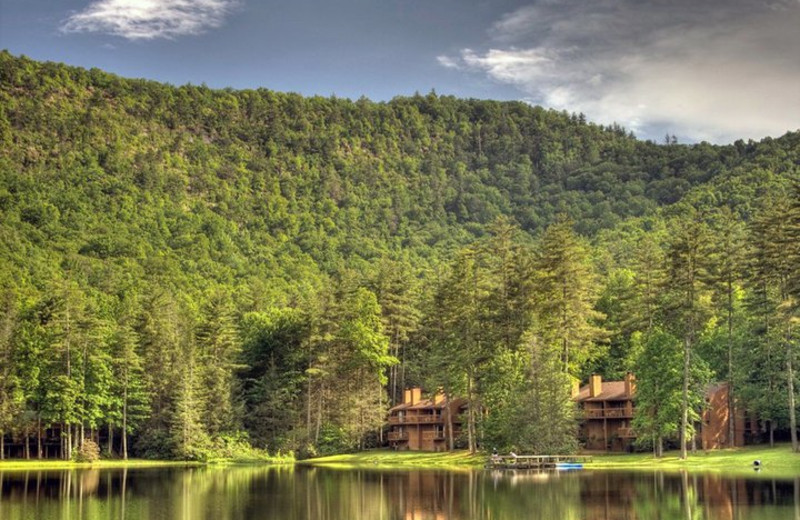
583,408,633,419
387,431,409,441
388,414,444,425
422,431,445,441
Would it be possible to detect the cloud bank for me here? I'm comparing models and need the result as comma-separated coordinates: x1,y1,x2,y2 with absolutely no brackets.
61,0,237,40
438,0,800,143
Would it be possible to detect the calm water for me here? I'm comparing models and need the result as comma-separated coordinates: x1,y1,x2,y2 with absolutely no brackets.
1,465,798,520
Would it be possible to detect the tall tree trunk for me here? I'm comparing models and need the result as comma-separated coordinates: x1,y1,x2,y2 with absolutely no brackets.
37,417,42,459
1,431,4,460
680,337,690,460
466,373,476,454
377,381,383,445
123,383,128,460
66,423,72,460
656,435,663,458
108,424,113,457
770,420,775,448
306,375,312,440
445,388,454,451
315,382,323,444
727,281,736,447
24,430,30,459
787,332,798,453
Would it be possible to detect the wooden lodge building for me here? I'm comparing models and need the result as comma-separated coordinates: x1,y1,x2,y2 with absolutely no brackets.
574,373,637,452
575,373,750,452
387,388,467,451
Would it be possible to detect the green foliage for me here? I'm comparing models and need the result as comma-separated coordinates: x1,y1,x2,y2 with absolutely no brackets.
500,331,579,454
1,51,800,458
631,330,684,453
72,439,101,462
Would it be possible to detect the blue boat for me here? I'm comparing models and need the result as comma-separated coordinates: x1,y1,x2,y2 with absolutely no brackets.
555,463,583,470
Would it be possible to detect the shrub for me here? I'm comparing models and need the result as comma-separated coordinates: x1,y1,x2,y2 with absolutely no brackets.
73,440,101,463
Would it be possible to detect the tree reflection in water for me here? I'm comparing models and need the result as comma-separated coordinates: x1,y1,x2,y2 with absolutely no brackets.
0,465,797,519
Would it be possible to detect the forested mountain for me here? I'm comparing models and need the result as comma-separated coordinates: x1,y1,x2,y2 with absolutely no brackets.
1,51,799,460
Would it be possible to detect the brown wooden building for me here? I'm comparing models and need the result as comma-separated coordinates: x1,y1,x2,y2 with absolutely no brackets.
387,388,466,451
576,374,750,452
574,373,637,452
701,382,750,449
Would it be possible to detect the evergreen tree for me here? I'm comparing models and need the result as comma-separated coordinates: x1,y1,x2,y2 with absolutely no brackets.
533,218,605,377
504,330,578,454
631,329,684,457
196,290,242,437
663,211,713,459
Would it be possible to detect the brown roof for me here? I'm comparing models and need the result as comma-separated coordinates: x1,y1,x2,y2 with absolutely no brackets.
389,397,467,412
574,381,633,402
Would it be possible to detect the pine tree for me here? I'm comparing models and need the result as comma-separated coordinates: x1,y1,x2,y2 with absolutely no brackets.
533,218,605,377
196,290,242,437
708,206,747,447
0,284,23,459
750,193,800,451
369,258,420,406
663,211,713,459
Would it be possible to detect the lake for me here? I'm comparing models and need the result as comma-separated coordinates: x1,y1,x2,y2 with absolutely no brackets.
1,465,798,519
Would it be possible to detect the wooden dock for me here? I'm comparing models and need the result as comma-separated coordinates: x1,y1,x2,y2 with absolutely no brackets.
487,454,592,470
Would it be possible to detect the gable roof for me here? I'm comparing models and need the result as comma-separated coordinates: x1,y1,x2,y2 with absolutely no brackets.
574,381,633,402
388,396,467,412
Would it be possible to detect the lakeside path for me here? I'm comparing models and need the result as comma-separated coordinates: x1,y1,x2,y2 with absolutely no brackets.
304,445,800,478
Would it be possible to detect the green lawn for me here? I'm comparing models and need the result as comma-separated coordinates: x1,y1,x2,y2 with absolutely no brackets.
0,459,205,471
587,444,800,478
4,445,798,477
303,450,486,469
304,444,800,477
0,457,292,471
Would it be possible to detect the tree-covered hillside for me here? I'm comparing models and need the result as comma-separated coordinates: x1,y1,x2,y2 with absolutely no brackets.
1,51,799,459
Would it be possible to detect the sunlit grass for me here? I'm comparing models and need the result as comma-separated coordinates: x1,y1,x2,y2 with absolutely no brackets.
303,449,486,469
0,459,204,471
304,444,800,477
0,456,292,471
587,443,800,478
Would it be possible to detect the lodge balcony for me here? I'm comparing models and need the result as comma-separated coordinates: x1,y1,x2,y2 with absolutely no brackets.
617,427,636,438
583,407,634,419
388,431,409,441
422,431,445,441
388,415,444,425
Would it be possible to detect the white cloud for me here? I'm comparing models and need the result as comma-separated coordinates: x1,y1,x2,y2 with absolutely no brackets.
436,55,461,69
439,0,800,143
61,0,237,40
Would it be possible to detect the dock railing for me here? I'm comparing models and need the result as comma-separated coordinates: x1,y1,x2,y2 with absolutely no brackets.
487,454,593,469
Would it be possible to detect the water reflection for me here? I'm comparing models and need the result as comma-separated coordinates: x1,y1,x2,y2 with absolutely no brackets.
0,465,798,519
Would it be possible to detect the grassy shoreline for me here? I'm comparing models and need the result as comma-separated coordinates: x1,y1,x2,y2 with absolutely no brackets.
586,444,800,478
4,444,798,477
0,457,292,471
302,450,486,469
303,444,800,477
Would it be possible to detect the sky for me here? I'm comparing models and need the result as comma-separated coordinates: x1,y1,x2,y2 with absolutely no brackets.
1,0,799,144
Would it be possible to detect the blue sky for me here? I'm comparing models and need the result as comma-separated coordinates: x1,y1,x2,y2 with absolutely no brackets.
2,0,799,143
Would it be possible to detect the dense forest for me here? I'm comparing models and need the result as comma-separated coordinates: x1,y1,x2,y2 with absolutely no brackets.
1,51,799,460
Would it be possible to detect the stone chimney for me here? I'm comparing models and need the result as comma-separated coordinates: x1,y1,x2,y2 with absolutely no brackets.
625,372,636,397
590,374,602,398
434,390,445,404
404,389,411,404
